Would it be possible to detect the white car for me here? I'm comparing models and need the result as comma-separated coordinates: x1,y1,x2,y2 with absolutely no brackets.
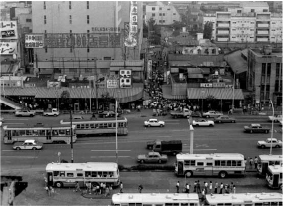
13,140,43,150
203,111,223,118
0,117,3,126
268,114,283,122
144,119,165,127
192,119,215,127
257,138,282,149
279,120,282,126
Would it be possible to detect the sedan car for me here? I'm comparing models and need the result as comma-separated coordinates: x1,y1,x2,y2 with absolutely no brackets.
13,140,43,150
192,119,214,127
203,111,223,118
257,138,282,149
268,114,282,122
144,119,165,127
244,124,270,133
0,117,3,127
214,115,236,123
137,152,168,164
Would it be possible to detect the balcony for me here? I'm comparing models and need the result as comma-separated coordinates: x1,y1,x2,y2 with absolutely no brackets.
256,30,269,35
217,23,230,28
217,30,230,35
256,38,269,42
217,37,229,42
257,23,269,28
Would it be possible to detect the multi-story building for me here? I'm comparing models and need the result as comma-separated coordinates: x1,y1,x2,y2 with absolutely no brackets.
145,1,181,25
203,11,282,43
31,1,143,79
247,46,282,106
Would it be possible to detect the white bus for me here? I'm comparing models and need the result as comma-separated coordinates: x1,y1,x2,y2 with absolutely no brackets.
266,165,282,189
205,192,283,206
257,155,282,177
175,153,246,178
3,124,76,144
60,117,128,136
111,193,200,206
46,162,120,188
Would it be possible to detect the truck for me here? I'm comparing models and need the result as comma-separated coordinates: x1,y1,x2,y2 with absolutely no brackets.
15,110,36,117
146,140,182,155
43,108,59,116
170,108,192,118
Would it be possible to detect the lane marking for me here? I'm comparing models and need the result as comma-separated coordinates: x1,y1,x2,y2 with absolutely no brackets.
2,150,15,152
91,150,131,152
91,156,130,158
5,119,29,121
2,156,38,158
166,123,179,124
4,123,24,125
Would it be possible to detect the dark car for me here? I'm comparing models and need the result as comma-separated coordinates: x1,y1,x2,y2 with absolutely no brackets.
244,124,270,133
214,115,236,123
98,111,120,118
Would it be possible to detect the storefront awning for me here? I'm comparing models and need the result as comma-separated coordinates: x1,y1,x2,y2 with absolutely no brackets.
188,74,204,78
162,85,187,100
187,88,244,100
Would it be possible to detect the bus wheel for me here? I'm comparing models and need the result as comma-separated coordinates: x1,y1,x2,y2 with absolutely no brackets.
219,171,227,178
185,171,193,177
55,182,63,188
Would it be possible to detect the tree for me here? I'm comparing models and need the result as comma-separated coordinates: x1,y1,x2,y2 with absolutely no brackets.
147,18,161,45
61,90,71,110
203,22,213,40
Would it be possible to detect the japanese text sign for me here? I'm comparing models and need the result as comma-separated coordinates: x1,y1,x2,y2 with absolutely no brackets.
0,21,18,39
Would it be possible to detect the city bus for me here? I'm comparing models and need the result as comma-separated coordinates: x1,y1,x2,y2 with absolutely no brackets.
3,124,76,144
266,165,282,189
175,153,246,178
205,192,283,206
46,162,120,188
60,117,128,136
111,193,200,206
257,155,282,177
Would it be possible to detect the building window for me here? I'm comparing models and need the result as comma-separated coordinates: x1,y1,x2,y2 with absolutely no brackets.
159,13,162,16
152,13,155,17
69,1,71,9
44,15,46,24
152,7,155,11
263,9,268,12
163,13,165,16
70,48,72,53
43,1,46,9
26,19,32,23
69,15,72,24
54,68,61,73
167,8,170,10
87,47,89,53
251,9,255,12
173,13,176,15
237,10,241,13
85,68,92,73
87,15,89,24
87,30,90,37
159,7,162,10
45,47,48,53
70,30,72,33
87,1,89,9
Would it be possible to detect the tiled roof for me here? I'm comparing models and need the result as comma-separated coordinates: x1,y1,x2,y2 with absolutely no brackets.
162,85,187,100
224,49,248,73
110,60,144,67
187,88,244,100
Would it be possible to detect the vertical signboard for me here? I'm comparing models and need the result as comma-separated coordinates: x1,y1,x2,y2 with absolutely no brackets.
147,60,152,80
119,69,132,88
0,42,17,55
124,1,138,47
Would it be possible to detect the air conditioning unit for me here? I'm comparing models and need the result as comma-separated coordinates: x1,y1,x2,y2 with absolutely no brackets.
120,69,132,78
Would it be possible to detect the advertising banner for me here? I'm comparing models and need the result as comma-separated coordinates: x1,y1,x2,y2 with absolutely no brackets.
0,21,18,39
147,60,152,80
124,1,138,47
25,34,44,48
0,42,17,54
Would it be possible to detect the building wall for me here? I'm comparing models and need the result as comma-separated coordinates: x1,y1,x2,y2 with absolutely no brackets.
145,2,181,25
31,1,143,74
247,48,282,105
203,12,282,43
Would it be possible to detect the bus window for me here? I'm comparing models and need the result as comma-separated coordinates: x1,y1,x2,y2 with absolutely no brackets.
181,204,189,206
109,172,113,177
221,161,226,166
232,161,237,166
184,160,195,166
54,171,60,176
197,162,204,166
33,130,39,135
52,130,59,136
77,173,83,177
227,160,232,166
77,124,81,129
59,130,65,135
66,129,70,135
118,122,124,127
26,130,32,136
81,124,85,129
85,171,91,177
275,161,280,165
237,161,242,166
103,123,107,128
12,130,19,136
67,173,74,177
19,130,25,135
102,172,108,177
60,171,65,177
207,162,213,166
91,172,97,177
85,124,89,129
108,123,112,128
98,172,103,177
215,160,220,166
39,130,46,135
90,124,95,128
113,123,116,128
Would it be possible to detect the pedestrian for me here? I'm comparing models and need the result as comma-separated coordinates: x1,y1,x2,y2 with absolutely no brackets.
109,185,113,196
120,182,123,193
204,181,208,194
45,185,50,195
254,156,258,169
249,157,254,169
196,180,201,193
176,181,180,193
233,185,236,194
244,158,247,169
74,181,81,192
201,189,206,203
229,182,234,193
105,187,110,197
219,183,223,194
185,183,190,193
95,185,100,195
138,184,143,193
224,184,229,194
50,186,55,196
214,182,218,194
86,182,92,194
193,181,197,192
209,181,213,194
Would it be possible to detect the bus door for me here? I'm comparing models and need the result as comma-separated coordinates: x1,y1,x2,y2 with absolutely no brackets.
46,129,52,143
205,161,213,176
177,161,184,175
47,172,53,186
4,130,12,143
262,162,268,176
273,174,279,188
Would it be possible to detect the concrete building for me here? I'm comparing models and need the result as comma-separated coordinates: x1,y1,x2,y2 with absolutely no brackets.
203,11,282,43
247,46,282,106
31,1,143,79
145,1,181,25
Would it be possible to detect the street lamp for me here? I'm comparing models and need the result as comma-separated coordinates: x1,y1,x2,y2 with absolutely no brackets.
201,90,205,114
232,70,238,111
269,99,274,155
115,98,118,164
